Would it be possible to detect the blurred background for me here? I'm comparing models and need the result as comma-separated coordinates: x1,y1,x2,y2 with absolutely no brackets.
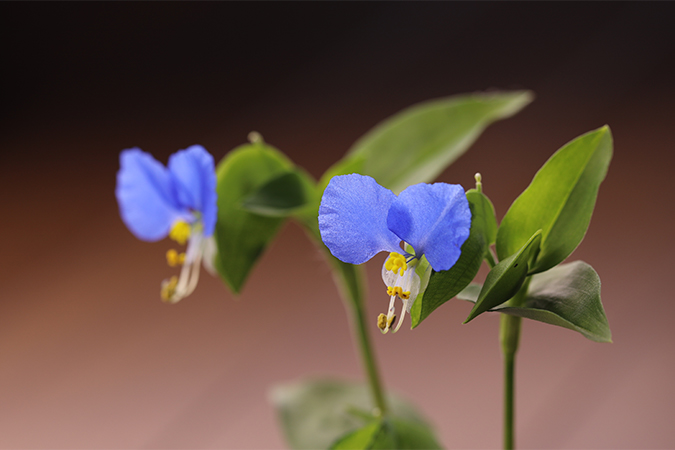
2,2,674,448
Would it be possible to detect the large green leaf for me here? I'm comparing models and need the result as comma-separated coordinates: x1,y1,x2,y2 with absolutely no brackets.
410,189,497,328
321,91,533,194
213,142,294,293
496,126,613,274
457,262,611,342
271,379,440,450
464,230,541,324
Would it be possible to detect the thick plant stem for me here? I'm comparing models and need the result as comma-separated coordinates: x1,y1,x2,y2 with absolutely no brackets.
499,278,530,450
335,261,389,416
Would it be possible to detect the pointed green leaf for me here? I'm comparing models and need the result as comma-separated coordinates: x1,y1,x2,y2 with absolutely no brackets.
496,126,613,273
241,169,315,217
213,142,294,293
411,189,497,328
271,379,438,450
464,230,541,323
497,261,611,342
331,417,442,450
321,91,533,194
330,420,394,450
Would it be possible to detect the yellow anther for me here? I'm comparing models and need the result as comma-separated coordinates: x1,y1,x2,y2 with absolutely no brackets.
169,220,191,245
384,252,408,276
387,314,396,328
161,276,178,302
166,249,186,267
386,286,411,300
377,313,388,331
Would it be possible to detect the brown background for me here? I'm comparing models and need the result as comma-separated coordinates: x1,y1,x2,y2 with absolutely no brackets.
2,3,674,448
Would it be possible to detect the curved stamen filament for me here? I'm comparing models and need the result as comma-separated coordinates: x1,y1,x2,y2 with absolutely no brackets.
161,228,204,303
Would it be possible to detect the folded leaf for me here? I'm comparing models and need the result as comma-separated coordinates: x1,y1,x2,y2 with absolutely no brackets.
321,91,534,194
213,142,294,293
241,169,315,217
457,262,611,342
496,126,613,274
411,189,497,328
464,230,541,323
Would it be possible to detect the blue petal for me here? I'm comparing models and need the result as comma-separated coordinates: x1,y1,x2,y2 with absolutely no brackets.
116,148,186,242
167,145,218,236
319,174,402,264
387,183,471,271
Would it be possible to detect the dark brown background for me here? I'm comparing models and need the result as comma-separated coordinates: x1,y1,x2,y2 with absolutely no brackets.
2,3,674,448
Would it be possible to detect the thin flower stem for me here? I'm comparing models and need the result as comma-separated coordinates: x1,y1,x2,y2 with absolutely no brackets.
485,247,498,268
302,216,389,416
334,261,389,416
499,277,530,450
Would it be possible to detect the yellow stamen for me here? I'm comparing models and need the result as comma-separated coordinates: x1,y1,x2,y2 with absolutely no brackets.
384,252,407,276
169,221,191,245
166,249,186,267
386,286,410,300
161,276,178,302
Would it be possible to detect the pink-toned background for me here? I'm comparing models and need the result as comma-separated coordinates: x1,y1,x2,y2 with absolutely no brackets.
2,3,674,448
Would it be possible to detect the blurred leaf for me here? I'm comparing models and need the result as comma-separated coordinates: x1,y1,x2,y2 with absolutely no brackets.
496,126,613,274
464,230,541,324
331,417,442,450
456,262,611,342
330,420,394,450
242,169,315,217
411,189,497,328
271,379,439,450
213,142,294,293
321,91,533,194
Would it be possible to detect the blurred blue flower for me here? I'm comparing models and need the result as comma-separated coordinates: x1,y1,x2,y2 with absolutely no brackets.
116,145,218,303
319,174,471,332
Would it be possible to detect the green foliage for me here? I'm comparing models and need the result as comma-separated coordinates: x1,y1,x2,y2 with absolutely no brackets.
331,417,442,450
271,379,441,450
213,141,296,293
464,230,541,324
241,170,313,217
496,126,613,274
410,189,497,328
458,262,611,342
321,91,534,194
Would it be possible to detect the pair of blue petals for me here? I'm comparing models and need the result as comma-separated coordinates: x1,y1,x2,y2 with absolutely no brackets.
319,174,471,271
115,145,218,242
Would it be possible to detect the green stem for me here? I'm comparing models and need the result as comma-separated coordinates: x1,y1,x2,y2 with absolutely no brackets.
499,278,530,450
299,212,388,416
334,261,389,416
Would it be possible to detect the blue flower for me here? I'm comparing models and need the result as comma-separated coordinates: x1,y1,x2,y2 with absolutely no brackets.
319,174,471,332
116,145,218,303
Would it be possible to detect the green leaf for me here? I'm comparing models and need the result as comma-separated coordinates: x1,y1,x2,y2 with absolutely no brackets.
464,230,541,324
330,420,394,450
496,126,613,274
456,262,611,342
497,261,611,342
331,417,442,450
410,189,497,328
241,169,315,217
271,379,440,450
213,142,294,293
321,91,533,194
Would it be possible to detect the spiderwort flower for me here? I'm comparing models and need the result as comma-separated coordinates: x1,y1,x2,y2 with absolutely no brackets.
115,145,218,303
319,174,471,333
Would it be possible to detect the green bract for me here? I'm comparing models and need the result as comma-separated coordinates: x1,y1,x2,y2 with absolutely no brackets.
458,261,611,342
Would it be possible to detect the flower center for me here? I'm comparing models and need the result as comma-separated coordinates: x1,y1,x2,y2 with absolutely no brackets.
384,252,408,276
169,220,191,245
